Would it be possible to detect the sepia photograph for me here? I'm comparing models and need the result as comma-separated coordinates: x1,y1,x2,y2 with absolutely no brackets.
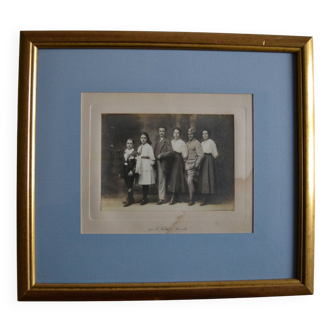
81,93,253,234
101,113,235,211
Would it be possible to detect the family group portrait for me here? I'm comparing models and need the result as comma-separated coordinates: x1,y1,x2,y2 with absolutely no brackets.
101,113,235,211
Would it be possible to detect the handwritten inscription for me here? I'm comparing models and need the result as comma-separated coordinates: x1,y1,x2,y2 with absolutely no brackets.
148,227,187,231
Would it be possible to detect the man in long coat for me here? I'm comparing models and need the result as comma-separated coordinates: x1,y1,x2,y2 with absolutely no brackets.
154,126,174,204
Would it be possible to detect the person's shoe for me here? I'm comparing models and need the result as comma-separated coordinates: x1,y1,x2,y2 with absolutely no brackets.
127,197,135,204
188,200,194,206
169,195,176,205
123,200,129,204
156,199,165,205
200,197,206,206
140,199,148,205
123,201,132,207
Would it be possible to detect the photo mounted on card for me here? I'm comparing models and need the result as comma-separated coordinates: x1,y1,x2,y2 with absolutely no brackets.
81,93,253,234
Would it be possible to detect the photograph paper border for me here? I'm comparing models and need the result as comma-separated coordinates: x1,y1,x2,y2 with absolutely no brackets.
81,93,253,234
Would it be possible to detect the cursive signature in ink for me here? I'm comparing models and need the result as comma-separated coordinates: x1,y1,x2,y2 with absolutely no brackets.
147,227,187,231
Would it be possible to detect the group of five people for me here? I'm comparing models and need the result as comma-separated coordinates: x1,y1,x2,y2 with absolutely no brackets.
120,126,219,207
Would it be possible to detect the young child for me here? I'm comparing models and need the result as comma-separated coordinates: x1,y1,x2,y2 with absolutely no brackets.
135,132,156,205
119,138,137,207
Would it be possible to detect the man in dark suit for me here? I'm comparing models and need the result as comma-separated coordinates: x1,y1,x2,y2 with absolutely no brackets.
154,126,174,204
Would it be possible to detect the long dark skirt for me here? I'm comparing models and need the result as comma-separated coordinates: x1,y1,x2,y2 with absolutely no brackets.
198,153,219,194
167,152,187,193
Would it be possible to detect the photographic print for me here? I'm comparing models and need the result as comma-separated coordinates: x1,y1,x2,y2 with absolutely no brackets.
81,93,253,234
101,113,234,211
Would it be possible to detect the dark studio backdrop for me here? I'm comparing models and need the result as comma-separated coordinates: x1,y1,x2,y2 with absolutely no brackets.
101,113,234,203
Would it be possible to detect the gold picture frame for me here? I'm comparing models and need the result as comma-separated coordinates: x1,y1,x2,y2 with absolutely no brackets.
17,31,314,300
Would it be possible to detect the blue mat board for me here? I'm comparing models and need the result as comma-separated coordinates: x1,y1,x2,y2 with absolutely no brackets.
35,49,297,283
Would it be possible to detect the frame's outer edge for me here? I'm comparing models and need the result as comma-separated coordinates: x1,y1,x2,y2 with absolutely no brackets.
17,32,33,299
16,31,315,301
301,38,315,293
21,30,311,51
17,32,38,300
20,279,311,301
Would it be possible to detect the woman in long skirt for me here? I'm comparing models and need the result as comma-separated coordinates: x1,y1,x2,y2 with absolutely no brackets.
135,132,156,205
168,127,188,205
198,129,219,206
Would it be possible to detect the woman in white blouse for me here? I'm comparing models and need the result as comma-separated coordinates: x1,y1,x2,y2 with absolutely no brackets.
135,132,156,205
198,129,219,206
168,127,188,205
